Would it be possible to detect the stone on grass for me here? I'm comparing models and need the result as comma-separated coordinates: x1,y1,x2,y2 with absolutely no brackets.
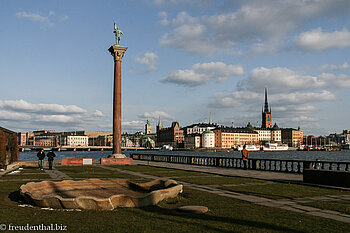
178,205,209,214
20,178,183,210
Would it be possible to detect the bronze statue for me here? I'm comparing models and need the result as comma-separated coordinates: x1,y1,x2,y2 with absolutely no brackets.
113,21,124,45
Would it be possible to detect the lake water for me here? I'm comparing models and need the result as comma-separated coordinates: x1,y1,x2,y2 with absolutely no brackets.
19,149,350,162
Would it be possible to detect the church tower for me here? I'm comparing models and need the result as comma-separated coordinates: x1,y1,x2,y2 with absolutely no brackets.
145,118,152,135
261,88,272,129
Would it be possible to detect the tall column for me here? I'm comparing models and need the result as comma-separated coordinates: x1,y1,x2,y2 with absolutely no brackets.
108,45,127,158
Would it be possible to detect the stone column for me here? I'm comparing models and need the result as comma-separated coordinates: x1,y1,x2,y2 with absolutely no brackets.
108,45,127,158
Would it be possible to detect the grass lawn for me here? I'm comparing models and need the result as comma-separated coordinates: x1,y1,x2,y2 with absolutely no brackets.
304,200,350,215
221,183,350,200
56,166,140,179
1,180,350,233
0,167,51,180
177,176,265,185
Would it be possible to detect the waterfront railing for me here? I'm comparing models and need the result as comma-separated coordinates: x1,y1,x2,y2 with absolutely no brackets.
130,153,350,174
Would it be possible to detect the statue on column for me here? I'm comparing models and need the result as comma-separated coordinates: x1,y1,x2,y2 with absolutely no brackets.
113,21,124,45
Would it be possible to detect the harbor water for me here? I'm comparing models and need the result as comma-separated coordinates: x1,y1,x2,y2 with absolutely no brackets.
19,149,350,162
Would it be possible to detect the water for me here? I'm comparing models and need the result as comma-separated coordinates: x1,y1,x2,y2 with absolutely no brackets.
19,149,350,162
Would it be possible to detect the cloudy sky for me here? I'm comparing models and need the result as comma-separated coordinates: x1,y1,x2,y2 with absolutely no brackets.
1,0,350,136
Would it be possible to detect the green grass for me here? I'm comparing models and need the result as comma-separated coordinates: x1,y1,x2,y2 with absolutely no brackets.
56,166,140,179
1,181,350,233
221,183,350,200
304,200,350,215
177,176,265,185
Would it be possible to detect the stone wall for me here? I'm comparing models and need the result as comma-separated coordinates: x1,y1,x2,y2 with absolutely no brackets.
0,127,19,169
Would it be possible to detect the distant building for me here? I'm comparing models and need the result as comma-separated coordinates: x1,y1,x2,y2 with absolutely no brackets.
281,128,303,147
145,119,152,135
202,130,215,148
183,123,217,135
214,127,259,149
184,134,201,149
247,122,282,144
61,135,89,147
156,120,184,147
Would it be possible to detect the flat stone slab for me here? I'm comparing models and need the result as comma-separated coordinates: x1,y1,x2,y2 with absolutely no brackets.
20,178,183,210
178,205,208,214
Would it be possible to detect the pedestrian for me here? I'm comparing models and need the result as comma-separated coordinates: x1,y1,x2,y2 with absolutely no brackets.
241,145,249,170
46,150,56,170
37,149,45,170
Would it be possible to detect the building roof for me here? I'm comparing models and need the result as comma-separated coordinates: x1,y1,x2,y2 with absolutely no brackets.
215,127,258,134
0,126,16,134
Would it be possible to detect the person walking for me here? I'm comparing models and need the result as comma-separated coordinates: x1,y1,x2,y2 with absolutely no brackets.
241,145,249,170
37,149,45,170
46,150,56,170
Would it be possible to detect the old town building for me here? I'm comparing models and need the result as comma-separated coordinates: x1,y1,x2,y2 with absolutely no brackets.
213,127,259,149
156,120,184,147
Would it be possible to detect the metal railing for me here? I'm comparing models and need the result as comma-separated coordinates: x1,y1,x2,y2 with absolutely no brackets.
130,153,350,174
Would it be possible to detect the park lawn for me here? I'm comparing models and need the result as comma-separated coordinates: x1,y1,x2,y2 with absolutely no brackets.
221,182,350,200
177,176,265,185
0,180,350,233
109,164,217,178
303,200,350,215
56,166,140,179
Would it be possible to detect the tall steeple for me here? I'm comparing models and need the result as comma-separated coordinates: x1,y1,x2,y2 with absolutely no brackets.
264,88,270,113
261,88,272,128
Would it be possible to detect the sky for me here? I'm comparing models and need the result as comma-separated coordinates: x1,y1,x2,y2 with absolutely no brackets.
1,0,350,136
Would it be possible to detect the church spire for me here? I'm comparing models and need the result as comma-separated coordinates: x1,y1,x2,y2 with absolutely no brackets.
264,88,269,113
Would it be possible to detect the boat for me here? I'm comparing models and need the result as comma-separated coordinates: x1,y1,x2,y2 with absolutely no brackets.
160,145,173,151
262,143,288,151
237,145,260,151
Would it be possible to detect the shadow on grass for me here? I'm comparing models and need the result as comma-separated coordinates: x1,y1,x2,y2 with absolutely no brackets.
139,205,307,233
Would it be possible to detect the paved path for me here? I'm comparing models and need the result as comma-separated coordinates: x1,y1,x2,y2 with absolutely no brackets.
44,169,72,180
99,163,350,223
132,160,303,182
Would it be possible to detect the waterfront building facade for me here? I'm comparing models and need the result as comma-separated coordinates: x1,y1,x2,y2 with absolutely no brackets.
184,134,201,149
214,127,259,149
183,123,217,135
202,130,215,148
281,128,303,147
156,121,184,147
62,135,89,147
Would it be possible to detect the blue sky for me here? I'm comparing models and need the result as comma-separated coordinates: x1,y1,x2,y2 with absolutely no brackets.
1,0,350,136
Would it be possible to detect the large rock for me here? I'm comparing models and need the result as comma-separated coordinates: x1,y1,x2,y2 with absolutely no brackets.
20,178,183,210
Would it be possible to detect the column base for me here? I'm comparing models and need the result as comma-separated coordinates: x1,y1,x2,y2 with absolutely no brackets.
101,157,132,165
108,153,126,158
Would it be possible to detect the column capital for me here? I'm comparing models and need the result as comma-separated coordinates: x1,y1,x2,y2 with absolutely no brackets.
108,45,128,61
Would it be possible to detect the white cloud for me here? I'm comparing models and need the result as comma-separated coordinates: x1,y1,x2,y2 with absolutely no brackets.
92,110,104,117
295,27,350,52
158,11,169,26
0,99,86,114
319,62,350,71
237,67,350,93
138,111,174,121
0,110,31,121
159,1,350,54
161,62,244,87
122,120,144,131
37,115,75,123
135,52,158,72
16,11,53,27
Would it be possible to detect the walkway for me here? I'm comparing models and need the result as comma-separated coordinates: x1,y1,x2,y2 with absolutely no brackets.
132,160,303,182
100,162,350,223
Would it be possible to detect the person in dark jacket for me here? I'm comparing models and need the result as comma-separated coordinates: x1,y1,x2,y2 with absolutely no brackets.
46,150,56,170
37,149,45,170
